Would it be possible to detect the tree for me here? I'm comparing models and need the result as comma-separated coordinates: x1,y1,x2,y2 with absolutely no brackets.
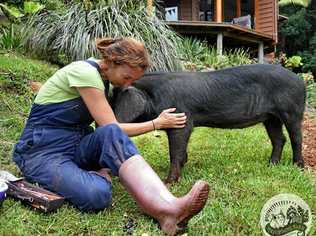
278,8,312,55
278,0,315,76
279,0,312,7
301,33,316,76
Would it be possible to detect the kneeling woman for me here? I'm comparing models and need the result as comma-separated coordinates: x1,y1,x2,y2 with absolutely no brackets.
12,38,210,235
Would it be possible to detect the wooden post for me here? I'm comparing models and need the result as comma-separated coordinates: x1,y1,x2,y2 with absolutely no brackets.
147,0,153,16
236,0,241,17
216,0,222,22
258,42,264,64
217,33,223,56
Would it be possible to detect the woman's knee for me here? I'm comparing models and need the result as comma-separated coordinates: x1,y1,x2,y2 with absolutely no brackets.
96,123,124,139
95,124,139,176
77,179,113,212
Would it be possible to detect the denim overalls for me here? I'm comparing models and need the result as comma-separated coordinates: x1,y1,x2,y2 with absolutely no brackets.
12,61,139,211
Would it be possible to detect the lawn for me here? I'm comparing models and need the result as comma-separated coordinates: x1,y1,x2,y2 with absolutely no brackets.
0,52,315,235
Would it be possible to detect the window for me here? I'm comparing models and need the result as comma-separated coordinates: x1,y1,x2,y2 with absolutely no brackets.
200,0,214,21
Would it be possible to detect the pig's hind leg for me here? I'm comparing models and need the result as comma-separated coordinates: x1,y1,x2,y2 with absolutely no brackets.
263,116,286,165
282,113,305,168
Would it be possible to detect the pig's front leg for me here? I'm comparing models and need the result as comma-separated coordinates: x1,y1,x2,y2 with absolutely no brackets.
166,120,193,183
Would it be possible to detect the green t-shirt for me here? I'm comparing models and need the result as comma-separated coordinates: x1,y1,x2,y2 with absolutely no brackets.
34,59,105,105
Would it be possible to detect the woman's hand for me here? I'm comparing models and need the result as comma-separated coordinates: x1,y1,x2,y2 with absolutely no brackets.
153,108,187,129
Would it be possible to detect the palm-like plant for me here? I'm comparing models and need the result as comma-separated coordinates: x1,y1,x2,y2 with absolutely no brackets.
24,0,182,71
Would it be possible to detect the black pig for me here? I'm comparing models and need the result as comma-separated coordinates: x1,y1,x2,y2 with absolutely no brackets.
111,64,306,183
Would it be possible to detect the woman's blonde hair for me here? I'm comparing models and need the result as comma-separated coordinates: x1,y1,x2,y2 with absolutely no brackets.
96,37,151,70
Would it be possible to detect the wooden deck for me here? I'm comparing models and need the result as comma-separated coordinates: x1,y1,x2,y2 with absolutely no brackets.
166,21,274,44
165,20,275,52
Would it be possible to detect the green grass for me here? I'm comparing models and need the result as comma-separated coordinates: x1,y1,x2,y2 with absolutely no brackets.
0,52,316,235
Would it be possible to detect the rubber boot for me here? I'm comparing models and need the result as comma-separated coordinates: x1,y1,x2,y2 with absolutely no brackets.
119,155,210,235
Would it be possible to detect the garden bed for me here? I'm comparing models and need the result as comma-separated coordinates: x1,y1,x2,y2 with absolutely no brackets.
303,113,316,168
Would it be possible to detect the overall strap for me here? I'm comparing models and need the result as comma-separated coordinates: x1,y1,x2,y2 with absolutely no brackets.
85,60,110,99
85,60,101,73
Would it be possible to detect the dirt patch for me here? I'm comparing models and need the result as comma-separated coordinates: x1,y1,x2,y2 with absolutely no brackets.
303,113,316,168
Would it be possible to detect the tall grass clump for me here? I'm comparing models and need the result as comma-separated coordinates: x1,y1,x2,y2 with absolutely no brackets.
0,24,25,51
23,0,182,71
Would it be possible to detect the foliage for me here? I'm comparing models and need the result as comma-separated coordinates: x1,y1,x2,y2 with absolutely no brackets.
177,38,253,71
279,8,312,56
278,3,316,77
0,1,44,22
40,0,66,12
23,0,182,71
176,38,210,63
306,83,316,109
0,3,24,19
298,72,316,109
285,55,303,70
279,0,312,7
300,33,316,76
0,24,25,50
23,1,45,14
223,48,253,67
298,72,314,83
299,73,315,106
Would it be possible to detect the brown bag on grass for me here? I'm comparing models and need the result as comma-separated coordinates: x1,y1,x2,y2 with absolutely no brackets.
0,170,64,212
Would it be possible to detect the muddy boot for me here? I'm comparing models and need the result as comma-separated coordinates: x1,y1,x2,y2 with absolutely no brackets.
119,155,210,236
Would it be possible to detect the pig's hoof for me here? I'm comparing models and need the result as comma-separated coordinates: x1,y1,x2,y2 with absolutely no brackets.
164,175,180,185
268,160,280,166
294,160,305,169
180,158,188,167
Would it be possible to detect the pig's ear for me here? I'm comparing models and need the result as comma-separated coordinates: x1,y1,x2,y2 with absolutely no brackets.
113,87,147,123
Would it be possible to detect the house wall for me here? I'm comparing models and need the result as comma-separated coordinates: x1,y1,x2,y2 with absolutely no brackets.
165,0,277,42
164,0,179,7
180,0,192,20
255,0,278,41
224,0,236,22
192,0,200,20
199,0,214,21
179,0,200,21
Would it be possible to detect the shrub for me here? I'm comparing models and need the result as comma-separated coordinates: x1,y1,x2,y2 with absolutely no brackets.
0,1,44,22
176,37,210,63
306,83,316,109
298,72,316,109
285,55,303,69
225,48,253,67
298,72,314,83
177,38,253,71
